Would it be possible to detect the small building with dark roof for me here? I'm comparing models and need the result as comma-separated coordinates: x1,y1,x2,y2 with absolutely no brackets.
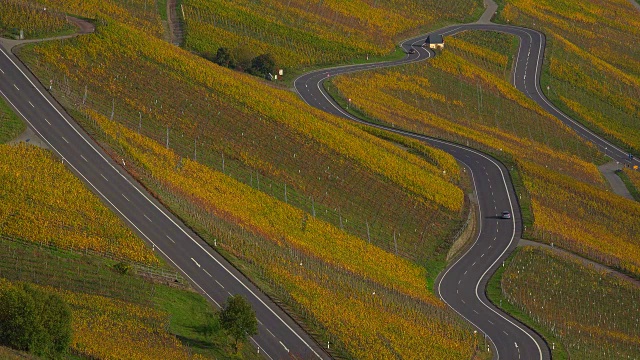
425,34,445,50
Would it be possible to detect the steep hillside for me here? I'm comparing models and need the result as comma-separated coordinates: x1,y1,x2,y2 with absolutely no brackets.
493,247,640,360
181,0,483,69
9,0,483,358
332,31,640,278
495,0,640,154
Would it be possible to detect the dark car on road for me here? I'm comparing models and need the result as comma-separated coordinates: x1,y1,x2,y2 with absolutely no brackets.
501,211,512,219
408,48,416,54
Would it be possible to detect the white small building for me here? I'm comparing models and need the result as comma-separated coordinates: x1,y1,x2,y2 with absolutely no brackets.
425,34,445,50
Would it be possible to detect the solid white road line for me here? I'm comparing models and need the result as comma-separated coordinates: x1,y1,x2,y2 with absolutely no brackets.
0,88,226,313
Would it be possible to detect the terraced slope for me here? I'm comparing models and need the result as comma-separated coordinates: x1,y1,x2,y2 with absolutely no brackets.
495,0,640,154
9,0,483,358
495,247,640,360
181,0,483,69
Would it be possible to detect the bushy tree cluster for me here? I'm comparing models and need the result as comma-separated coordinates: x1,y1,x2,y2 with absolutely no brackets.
0,283,72,358
211,47,276,78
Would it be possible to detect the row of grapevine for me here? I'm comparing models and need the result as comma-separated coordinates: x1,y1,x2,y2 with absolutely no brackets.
501,247,640,360
498,0,640,154
0,144,157,265
18,18,466,265
181,0,482,68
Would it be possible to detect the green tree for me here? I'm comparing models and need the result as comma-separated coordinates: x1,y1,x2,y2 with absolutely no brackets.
249,53,276,77
0,283,72,358
232,47,255,71
219,295,258,353
214,47,236,68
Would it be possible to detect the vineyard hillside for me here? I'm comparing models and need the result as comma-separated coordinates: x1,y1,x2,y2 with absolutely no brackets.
0,123,255,358
181,0,483,70
332,30,640,278
495,0,640,155
493,247,640,360
8,0,485,358
0,143,157,265
18,9,467,267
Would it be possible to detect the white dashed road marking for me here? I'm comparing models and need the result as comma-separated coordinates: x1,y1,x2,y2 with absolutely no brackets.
28,101,34,107
191,258,200,267
13,84,19,90
215,279,225,289
80,154,88,162
100,173,108,181
203,268,212,277
143,214,152,222
166,235,175,243
61,136,69,143
280,341,289,353
44,118,51,125
122,193,130,202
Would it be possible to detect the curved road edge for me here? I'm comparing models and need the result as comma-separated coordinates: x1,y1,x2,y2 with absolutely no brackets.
294,27,553,360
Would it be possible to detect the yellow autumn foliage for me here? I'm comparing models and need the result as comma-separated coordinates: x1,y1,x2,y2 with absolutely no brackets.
0,144,157,265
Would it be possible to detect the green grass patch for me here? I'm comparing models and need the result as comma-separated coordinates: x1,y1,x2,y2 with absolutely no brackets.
153,286,261,359
0,96,26,144
158,0,168,21
616,169,640,202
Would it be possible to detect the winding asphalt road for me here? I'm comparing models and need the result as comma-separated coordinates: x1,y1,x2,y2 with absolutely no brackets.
0,42,328,360
295,21,640,359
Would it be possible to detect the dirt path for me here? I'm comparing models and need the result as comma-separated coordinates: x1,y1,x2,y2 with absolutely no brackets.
599,161,634,200
519,239,640,287
0,16,94,146
0,16,94,51
477,0,498,24
167,0,184,46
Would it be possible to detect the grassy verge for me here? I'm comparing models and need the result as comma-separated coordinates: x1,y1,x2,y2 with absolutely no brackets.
0,96,26,143
154,286,261,359
158,0,168,21
485,248,568,360
0,234,255,358
616,169,640,201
